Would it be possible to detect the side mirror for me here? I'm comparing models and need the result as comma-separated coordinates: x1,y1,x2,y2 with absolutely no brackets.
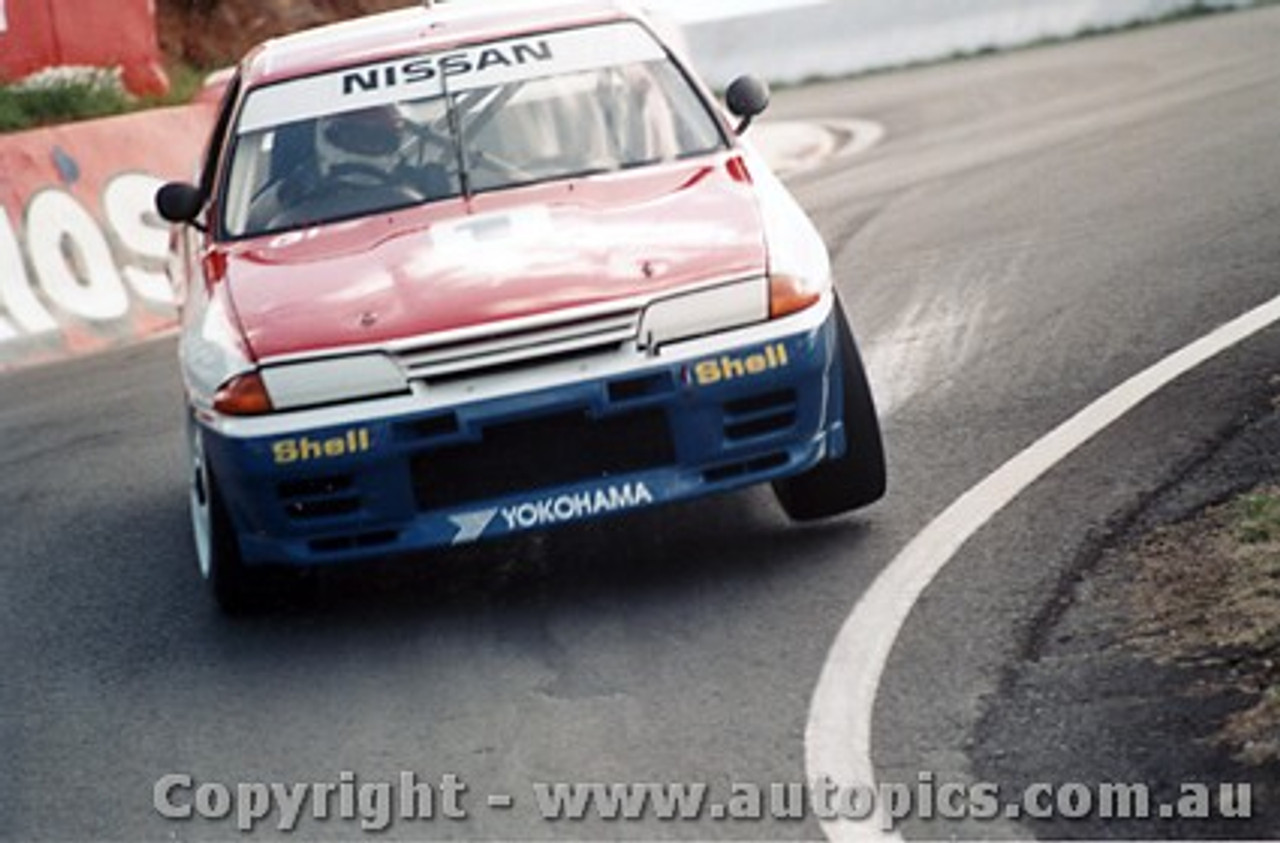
155,182,206,226
725,75,770,135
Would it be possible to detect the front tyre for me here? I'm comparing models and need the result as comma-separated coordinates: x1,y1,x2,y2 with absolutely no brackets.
189,422,276,614
772,301,886,521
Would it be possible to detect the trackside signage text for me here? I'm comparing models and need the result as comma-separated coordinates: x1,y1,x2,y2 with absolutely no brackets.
0,105,215,368
237,21,666,134
0,176,174,340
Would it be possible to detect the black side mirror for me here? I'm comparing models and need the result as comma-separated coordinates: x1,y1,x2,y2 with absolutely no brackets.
725,75,770,135
155,182,206,226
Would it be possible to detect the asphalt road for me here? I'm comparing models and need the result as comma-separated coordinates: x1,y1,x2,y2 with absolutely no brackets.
4,7,1280,840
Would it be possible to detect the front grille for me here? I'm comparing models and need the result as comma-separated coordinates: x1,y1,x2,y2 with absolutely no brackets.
412,408,675,511
398,412,461,444
723,390,797,441
395,307,640,383
285,497,360,520
278,475,352,498
703,452,788,484
278,474,361,521
607,371,675,404
309,531,399,554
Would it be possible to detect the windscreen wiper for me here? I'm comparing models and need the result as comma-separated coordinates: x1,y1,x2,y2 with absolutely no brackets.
440,71,472,200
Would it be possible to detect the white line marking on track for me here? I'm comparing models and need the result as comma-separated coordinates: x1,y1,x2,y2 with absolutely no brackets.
831,119,886,161
806,292,1280,842
756,119,885,177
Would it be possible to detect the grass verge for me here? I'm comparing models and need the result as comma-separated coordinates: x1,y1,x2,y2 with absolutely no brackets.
1125,485,1280,764
0,61,208,133
0,76,129,132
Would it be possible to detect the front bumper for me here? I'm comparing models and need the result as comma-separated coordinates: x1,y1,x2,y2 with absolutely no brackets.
198,301,846,566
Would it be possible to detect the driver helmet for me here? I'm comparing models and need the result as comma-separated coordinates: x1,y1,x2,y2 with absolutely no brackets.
314,105,406,183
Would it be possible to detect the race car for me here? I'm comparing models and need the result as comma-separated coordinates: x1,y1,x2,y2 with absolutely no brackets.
156,0,886,612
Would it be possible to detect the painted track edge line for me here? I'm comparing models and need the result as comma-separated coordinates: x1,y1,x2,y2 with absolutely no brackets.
805,292,1280,843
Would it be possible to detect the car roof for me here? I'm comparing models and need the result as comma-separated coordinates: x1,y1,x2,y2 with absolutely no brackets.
240,0,649,88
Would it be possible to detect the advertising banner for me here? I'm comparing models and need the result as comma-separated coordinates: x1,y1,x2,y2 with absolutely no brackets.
0,104,216,369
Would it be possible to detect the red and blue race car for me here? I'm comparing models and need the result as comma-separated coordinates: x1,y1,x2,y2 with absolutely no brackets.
157,0,885,612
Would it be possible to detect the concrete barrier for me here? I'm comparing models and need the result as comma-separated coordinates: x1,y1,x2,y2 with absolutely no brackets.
0,104,215,370
675,0,1255,87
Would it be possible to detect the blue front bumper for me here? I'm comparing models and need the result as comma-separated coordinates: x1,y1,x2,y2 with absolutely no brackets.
200,308,846,566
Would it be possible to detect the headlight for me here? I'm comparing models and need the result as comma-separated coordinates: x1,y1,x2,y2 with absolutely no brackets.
639,277,768,351
260,354,409,411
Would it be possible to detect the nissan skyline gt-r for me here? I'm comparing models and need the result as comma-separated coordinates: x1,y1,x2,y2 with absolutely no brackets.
156,0,886,612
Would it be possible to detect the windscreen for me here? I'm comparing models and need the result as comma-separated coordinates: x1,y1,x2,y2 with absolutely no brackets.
221,21,727,238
